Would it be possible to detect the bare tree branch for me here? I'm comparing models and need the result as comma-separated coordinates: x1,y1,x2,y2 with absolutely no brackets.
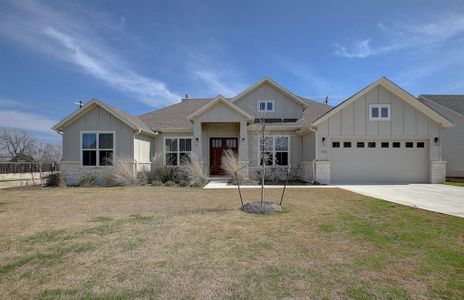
0,129,37,162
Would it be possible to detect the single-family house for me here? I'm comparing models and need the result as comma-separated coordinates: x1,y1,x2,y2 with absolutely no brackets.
53,76,454,185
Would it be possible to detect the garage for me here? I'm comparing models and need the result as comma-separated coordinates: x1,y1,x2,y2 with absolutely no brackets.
330,140,429,184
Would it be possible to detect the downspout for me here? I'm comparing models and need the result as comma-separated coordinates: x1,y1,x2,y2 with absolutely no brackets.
304,126,318,184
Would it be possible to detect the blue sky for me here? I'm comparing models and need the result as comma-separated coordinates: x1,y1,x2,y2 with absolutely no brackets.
1,0,463,142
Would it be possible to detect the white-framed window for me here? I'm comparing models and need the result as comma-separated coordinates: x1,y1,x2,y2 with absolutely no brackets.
258,135,289,166
257,100,275,112
80,131,115,166
164,137,192,166
369,104,391,121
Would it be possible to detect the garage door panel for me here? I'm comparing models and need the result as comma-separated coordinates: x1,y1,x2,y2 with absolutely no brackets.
331,141,429,184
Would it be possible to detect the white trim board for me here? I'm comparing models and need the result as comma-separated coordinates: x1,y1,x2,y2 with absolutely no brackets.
311,77,453,128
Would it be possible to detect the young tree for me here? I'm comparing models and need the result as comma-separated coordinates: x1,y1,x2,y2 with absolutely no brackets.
243,102,274,206
0,129,37,162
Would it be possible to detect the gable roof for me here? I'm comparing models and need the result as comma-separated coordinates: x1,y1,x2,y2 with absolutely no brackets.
311,77,454,128
53,99,154,134
139,99,210,131
297,100,332,126
231,77,308,107
188,95,254,121
419,95,464,117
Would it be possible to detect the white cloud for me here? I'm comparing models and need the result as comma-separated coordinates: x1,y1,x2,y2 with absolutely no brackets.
0,0,180,106
0,98,29,108
334,39,400,58
334,14,464,58
0,109,57,135
182,48,246,98
193,70,241,97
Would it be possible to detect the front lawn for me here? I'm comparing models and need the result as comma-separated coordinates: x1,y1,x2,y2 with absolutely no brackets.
0,186,463,299
445,181,464,187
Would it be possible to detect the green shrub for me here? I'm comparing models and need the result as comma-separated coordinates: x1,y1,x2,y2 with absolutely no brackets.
253,165,302,184
45,172,64,187
151,180,163,186
79,174,97,187
164,180,177,187
102,173,118,187
179,179,189,187
190,177,207,187
148,166,188,183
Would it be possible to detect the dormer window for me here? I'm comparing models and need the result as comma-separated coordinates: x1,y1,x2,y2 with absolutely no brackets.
258,100,274,112
369,104,391,121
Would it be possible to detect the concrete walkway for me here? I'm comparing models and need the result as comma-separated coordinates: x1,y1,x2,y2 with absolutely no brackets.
203,180,332,189
204,181,464,218
339,184,464,218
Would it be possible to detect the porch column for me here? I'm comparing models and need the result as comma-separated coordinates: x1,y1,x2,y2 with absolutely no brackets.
238,120,249,178
193,119,204,171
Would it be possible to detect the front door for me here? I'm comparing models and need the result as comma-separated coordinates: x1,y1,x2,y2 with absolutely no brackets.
210,138,238,175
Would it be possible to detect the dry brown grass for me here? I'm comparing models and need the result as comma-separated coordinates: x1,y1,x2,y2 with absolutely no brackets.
0,186,463,299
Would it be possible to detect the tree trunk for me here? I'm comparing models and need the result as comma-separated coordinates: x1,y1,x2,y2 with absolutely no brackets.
261,124,265,206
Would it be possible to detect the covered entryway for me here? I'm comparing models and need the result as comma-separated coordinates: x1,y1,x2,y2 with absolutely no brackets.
210,138,238,175
330,140,429,184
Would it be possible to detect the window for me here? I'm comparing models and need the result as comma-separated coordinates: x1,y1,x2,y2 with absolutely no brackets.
259,136,289,166
257,100,274,112
332,142,340,148
369,104,391,121
343,142,352,148
226,139,237,149
392,142,401,148
405,142,414,148
81,132,114,166
368,142,376,148
417,142,425,148
356,142,365,148
381,142,389,148
165,137,192,166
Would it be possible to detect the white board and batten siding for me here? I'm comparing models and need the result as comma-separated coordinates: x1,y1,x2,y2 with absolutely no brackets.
234,83,304,119
316,86,441,184
62,106,135,162
134,134,152,172
196,102,246,123
423,100,464,177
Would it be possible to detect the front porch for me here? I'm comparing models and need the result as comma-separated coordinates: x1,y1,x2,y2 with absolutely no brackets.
188,96,254,177
194,122,249,177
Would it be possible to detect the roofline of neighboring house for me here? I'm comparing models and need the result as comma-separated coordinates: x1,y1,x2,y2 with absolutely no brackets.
188,95,255,122
231,76,308,108
419,95,464,119
311,76,454,129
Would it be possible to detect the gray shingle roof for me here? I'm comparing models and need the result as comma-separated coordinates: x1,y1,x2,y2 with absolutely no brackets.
139,99,211,130
138,96,331,131
92,99,153,132
419,95,464,116
297,97,332,126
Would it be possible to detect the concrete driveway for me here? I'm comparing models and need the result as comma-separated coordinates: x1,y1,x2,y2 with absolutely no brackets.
339,184,464,218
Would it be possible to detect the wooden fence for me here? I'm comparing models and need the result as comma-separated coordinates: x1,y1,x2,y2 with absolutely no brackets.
0,162,59,174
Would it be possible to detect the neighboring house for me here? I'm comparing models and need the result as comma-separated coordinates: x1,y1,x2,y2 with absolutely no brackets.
419,95,464,177
53,76,454,185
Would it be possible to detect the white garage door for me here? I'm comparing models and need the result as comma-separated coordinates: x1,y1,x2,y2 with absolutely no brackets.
330,140,429,184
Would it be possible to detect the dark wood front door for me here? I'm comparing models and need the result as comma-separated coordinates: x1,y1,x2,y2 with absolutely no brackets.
210,138,238,175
